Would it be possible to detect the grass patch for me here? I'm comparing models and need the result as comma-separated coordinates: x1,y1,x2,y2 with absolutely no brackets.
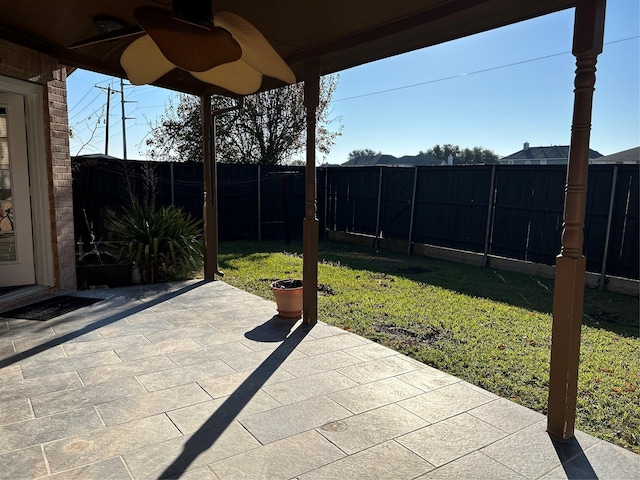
218,240,640,453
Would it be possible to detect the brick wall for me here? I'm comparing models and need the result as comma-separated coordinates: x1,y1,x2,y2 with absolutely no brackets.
47,68,76,289
0,39,76,290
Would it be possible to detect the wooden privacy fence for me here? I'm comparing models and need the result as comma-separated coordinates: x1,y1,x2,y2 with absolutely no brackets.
72,158,639,281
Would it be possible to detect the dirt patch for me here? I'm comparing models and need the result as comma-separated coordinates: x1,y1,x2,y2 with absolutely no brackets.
317,284,335,296
373,323,442,347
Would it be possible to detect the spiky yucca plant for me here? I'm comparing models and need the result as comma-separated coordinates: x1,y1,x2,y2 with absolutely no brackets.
106,198,203,283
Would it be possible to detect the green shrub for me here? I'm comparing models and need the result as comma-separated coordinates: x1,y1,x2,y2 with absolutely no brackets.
106,198,203,283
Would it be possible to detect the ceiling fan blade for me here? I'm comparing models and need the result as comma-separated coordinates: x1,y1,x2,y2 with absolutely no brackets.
69,25,143,49
120,35,175,85
214,10,295,84
134,5,241,72
192,60,263,95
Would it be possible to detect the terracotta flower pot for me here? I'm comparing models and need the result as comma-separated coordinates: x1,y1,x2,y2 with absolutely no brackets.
271,279,303,318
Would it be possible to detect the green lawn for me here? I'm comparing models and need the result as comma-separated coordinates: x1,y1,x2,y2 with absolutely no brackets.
217,240,639,453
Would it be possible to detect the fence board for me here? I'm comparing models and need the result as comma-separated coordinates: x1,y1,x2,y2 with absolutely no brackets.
412,166,492,252
491,166,565,263
72,158,639,280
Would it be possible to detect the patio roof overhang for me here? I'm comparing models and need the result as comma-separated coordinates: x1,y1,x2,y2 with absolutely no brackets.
0,0,575,96
0,0,606,447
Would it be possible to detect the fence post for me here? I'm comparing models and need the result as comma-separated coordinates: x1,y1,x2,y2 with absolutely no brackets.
323,167,329,236
483,165,497,267
407,166,419,255
170,162,175,205
257,165,261,241
599,165,618,289
374,166,383,249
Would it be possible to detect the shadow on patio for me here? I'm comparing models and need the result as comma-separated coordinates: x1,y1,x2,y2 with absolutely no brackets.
0,280,637,479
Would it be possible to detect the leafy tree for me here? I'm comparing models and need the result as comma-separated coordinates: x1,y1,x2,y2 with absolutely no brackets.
347,148,380,161
144,75,342,165
423,144,499,165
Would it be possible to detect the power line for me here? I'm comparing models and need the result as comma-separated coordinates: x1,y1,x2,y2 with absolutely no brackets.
335,36,639,102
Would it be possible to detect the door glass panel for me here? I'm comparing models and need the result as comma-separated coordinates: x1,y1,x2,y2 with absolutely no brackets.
0,107,16,262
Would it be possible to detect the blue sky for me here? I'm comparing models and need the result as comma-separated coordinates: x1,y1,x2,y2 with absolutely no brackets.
67,0,639,163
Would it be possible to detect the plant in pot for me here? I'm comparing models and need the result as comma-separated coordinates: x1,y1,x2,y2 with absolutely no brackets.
106,197,203,284
271,279,303,318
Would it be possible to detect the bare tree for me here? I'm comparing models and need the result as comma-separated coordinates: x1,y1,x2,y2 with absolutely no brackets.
144,74,342,165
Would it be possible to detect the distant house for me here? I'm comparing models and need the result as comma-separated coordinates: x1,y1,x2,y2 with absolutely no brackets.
343,152,443,167
589,146,639,165
499,143,603,165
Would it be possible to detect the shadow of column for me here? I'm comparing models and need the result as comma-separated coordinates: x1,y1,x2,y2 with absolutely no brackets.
550,435,598,479
158,319,313,479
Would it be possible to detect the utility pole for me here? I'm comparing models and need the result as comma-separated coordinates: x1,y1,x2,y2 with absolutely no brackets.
120,78,129,159
96,85,115,155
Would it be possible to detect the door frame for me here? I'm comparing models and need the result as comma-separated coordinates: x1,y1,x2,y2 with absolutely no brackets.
0,75,53,287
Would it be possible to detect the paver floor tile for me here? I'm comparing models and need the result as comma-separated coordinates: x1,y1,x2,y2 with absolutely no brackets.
167,391,281,434
0,407,104,454
0,371,82,402
143,324,221,344
210,430,345,479
305,322,352,339
175,466,218,479
396,366,459,392
240,395,352,445
0,398,32,425
44,414,181,474
469,397,545,434
0,363,21,383
343,341,399,361
61,334,151,357
115,336,203,362
219,345,307,372
31,376,147,417
263,370,357,405
0,343,15,363
125,309,195,326
198,368,294,399
44,457,133,480
10,344,66,363
337,355,421,384
419,450,525,479
328,376,422,414
539,440,640,480
136,359,235,392
397,413,506,467
21,350,121,379
281,350,361,378
97,319,175,338
398,382,495,423
300,440,434,480
481,421,603,479
123,420,260,479
296,333,369,356
168,342,254,367
0,445,48,479
77,355,176,385
96,383,212,426
317,403,428,454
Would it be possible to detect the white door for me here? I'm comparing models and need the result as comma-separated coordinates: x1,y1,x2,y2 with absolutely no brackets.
0,92,35,287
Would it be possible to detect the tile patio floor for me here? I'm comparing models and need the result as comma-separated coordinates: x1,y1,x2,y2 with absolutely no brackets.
0,280,638,479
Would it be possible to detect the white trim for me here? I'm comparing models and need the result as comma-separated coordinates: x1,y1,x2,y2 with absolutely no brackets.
0,75,54,287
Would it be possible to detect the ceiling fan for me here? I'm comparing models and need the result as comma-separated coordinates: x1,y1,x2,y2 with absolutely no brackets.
70,0,296,95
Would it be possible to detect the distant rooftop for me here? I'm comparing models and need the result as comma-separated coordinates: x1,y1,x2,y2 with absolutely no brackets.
501,143,603,161
343,153,442,167
590,146,640,164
